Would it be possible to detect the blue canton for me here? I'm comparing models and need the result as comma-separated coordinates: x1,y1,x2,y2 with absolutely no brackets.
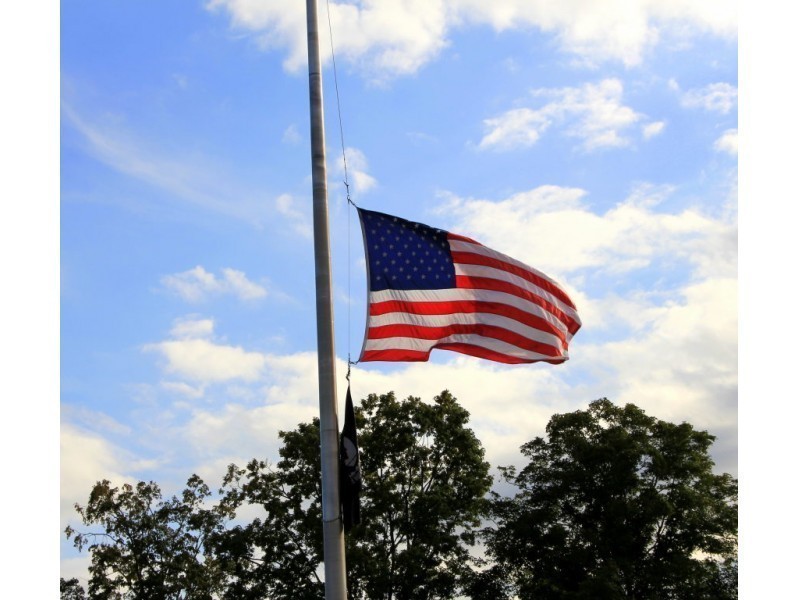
359,209,456,291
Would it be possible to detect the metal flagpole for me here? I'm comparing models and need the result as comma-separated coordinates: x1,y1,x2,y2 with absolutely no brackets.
305,0,348,598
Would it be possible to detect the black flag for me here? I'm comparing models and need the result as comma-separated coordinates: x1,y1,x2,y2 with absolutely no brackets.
340,385,362,531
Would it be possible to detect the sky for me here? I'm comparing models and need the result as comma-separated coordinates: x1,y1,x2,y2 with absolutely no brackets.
20,0,750,589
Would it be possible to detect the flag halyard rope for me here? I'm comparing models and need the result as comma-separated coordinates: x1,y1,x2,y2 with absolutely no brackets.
324,0,360,369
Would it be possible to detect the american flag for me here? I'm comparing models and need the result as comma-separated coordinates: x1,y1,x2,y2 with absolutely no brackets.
358,208,581,364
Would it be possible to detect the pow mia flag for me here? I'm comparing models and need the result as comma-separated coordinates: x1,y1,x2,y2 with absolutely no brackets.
340,385,362,531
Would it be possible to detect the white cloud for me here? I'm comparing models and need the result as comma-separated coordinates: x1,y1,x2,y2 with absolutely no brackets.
61,405,133,436
275,193,313,238
145,337,268,383
337,146,378,195
425,183,736,472
170,316,215,339
205,0,309,71
161,266,267,302
479,79,648,152
680,82,738,114
122,351,326,473
453,0,736,67
61,556,92,590
162,266,219,302
436,183,735,282
161,380,207,399
479,108,551,151
573,276,737,438
282,124,302,145
642,120,666,139
207,0,737,79
181,395,319,466
222,268,269,299
715,128,738,155
60,424,134,528
207,0,449,81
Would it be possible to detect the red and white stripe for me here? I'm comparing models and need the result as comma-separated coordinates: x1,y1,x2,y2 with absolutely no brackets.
360,233,581,364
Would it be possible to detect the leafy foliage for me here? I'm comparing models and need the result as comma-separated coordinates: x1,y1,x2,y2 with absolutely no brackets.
346,390,493,599
65,390,492,600
65,395,736,599
65,475,232,599
61,577,87,600
211,420,326,600
485,398,738,600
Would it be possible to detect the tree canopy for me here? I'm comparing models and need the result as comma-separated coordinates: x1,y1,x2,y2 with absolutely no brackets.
484,398,738,599
66,390,492,599
65,475,232,599
64,395,736,600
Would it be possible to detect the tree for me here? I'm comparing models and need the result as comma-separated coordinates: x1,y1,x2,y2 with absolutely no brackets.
65,475,232,599
61,577,87,600
347,389,493,599
210,421,327,600
217,390,493,600
65,390,492,599
485,399,738,600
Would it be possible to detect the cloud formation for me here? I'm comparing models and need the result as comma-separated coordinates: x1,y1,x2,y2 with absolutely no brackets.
61,102,273,225
479,79,657,152
429,183,736,467
642,121,666,139
715,129,738,156
161,266,267,302
336,147,378,195
679,82,738,114
435,183,735,280
61,424,135,527
146,337,267,383
138,182,737,481
275,193,313,239
207,0,737,79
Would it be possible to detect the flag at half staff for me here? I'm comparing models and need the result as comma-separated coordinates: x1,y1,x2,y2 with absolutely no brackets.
357,208,581,364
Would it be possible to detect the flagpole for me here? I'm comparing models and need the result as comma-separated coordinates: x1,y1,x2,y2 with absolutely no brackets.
305,0,348,598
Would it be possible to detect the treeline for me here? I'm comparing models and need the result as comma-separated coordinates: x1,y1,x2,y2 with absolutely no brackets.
62,391,737,599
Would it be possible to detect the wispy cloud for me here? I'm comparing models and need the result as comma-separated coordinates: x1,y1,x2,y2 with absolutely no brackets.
161,266,268,302
170,316,216,339
282,124,302,145
479,79,659,152
714,129,738,156
275,193,313,238
337,147,378,195
642,121,666,139
61,102,272,225
679,82,738,114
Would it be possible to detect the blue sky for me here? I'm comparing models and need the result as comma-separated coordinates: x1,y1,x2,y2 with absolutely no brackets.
51,0,743,585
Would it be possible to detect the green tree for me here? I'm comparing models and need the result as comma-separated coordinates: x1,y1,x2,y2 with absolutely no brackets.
217,390,493,600
485,399,738,600
61,577,87,600
211,421,327,600
66,390,491,599
348,390,493,599
65,475,232,599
